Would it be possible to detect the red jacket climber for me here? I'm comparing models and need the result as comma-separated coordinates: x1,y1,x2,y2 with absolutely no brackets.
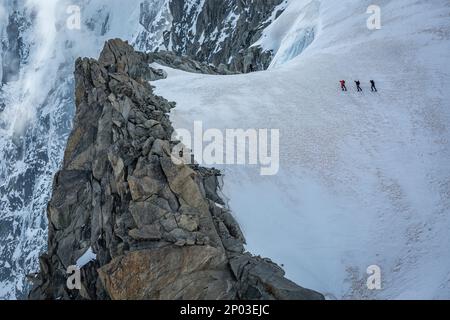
340,80,347,91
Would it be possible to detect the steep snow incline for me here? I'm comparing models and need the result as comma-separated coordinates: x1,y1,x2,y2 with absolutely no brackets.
254,0,319,67
153,0,450,299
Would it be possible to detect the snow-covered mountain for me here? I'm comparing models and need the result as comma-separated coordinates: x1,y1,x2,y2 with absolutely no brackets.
135,0,288,71
0,0,449,299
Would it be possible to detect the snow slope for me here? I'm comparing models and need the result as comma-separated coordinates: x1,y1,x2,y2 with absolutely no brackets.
153,0,450,299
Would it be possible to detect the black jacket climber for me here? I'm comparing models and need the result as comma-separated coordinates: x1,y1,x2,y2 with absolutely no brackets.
370,80,378,92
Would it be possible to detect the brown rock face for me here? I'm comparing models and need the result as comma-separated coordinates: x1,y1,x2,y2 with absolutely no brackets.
98,246,234,300
29,39,324,301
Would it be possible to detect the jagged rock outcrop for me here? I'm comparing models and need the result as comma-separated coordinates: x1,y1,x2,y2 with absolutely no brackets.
29,39,324,300
135,0,286,72
147,51,234,75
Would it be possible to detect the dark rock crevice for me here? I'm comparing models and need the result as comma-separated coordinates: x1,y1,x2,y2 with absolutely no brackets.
29,39,324,300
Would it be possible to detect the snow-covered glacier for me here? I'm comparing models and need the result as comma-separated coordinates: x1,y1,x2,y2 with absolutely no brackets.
153,0,450,299
1,0,449,299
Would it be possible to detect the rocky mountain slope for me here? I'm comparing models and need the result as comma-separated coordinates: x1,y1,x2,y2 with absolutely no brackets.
135,0,287,72
0,0,291,299
29,39,323,300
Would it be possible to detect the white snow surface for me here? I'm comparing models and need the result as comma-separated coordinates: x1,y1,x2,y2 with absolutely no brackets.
153,0,450,299
76,247,97,268
254,0,320,67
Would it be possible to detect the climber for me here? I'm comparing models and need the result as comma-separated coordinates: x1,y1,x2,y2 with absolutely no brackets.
340,80,347,91
355,80,363,92
248,64,255,73
370,80,378,92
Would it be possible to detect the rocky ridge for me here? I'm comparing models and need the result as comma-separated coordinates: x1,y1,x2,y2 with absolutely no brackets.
29,39,323,300
147,50,235,75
